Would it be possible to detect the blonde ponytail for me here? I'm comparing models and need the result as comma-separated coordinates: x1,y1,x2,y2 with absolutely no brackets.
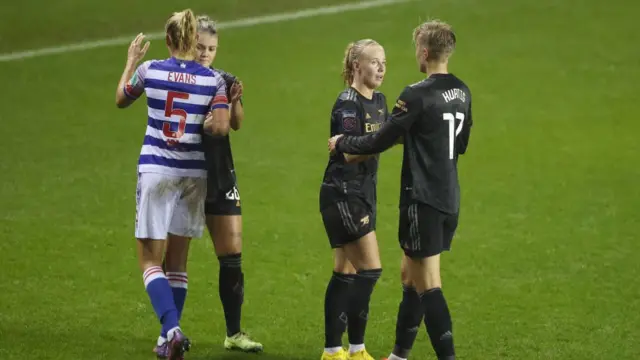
165,9,198,56
341,42,355,85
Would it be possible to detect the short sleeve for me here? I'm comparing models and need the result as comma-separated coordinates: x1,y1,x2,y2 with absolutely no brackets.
123,60,152,100
210,73,229,110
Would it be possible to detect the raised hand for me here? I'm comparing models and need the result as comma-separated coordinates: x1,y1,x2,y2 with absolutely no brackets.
230,81,243,103
128,33,150,65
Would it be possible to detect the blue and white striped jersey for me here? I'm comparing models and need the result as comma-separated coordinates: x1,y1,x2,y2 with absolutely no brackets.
124,57,229,177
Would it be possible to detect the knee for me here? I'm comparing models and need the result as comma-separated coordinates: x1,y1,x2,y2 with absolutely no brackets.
413,267,441,291
214,230,243,256
137,239,165,271
164,258,187,273
334,259,357,275
400,255,414,287
357,257,382,271
425,271,442,290
402,255,442,292
229,231,242,251
400,265,412,286
164,247,190,273
139,259,162,272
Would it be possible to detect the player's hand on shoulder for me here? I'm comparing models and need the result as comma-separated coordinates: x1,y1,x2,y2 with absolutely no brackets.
328,135,343,155
127,33,150,65
230,81,243,103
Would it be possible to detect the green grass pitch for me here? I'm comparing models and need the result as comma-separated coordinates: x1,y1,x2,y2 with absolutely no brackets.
1,0,639,359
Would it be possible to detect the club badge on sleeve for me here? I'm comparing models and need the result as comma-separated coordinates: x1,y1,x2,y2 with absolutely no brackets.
341,110,357,131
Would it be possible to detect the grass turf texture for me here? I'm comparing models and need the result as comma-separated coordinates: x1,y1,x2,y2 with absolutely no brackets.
1,0,639,359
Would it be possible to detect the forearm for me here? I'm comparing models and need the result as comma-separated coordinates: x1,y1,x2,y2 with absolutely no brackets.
230,101,244,130
116,60,137,107
204,108,231,136
344,154,375,163
337,121,404,155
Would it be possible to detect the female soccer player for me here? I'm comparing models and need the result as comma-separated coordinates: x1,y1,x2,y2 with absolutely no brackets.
115,9,230,360
194,15,264,353
319,39,388,360
330,20,470,360
152,15,262,354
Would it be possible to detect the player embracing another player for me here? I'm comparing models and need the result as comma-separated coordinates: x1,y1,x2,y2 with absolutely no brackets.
320,39,389,360
195,15,264,353
329,20,473,360
115,8,230,360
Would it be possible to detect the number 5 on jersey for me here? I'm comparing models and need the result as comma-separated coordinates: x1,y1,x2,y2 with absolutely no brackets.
443,112,465,159
164,91,189,145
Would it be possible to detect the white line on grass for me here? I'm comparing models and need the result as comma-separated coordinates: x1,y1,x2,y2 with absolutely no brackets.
0,0,412,62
